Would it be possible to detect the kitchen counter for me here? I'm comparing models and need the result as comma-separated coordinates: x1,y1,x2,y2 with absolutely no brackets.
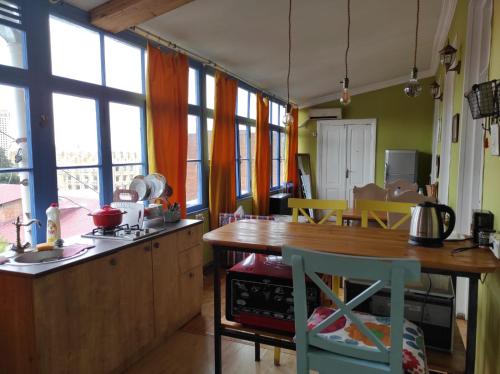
0,219,202,277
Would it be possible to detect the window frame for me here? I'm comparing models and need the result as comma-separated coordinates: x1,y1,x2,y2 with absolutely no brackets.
269,100,287,191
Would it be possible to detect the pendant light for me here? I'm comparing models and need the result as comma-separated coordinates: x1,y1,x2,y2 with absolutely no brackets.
404,0,422,98
282,0,294,127
340,0,351,106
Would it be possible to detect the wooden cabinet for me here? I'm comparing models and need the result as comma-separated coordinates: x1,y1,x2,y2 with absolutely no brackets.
0,222,203,374
152,226,203,339
32,242,155,374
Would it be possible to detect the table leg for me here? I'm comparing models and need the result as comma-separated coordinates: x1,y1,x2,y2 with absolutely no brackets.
465,277,479,374
254,339,261,361
213,247,222,374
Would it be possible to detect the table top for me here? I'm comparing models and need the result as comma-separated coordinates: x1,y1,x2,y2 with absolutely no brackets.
203,220,500,274
342,208,388,222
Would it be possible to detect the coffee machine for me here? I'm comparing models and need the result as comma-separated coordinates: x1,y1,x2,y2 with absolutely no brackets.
471,210,494,243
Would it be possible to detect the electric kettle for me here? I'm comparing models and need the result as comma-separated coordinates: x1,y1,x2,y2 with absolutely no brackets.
408,202,456,247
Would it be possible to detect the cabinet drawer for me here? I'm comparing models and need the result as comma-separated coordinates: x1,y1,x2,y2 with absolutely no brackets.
178,266,202,325
178,244,202,274
177,224,202,251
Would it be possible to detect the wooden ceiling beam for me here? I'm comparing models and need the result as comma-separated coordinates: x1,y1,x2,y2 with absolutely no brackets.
90,0,194,33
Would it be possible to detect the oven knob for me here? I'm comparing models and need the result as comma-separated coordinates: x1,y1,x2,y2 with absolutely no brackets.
135,231,141,237
144,228,150,234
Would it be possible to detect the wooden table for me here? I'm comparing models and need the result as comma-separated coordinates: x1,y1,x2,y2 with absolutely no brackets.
203,220,500,374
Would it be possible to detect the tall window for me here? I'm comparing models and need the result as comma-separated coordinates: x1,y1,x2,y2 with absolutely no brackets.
269,100,286,189
0,2,32,250
236,87,256,197
186,67,203,210
49,15,146,237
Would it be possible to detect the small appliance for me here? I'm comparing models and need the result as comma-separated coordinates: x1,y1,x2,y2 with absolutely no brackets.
408,202,455,247
226,254,321,334
82,224,161,241
471,210,494,244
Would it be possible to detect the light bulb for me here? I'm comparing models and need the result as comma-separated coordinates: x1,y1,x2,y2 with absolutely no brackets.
340,77,351,106
282,103,294,126
404,67,422,98
340,87,351,106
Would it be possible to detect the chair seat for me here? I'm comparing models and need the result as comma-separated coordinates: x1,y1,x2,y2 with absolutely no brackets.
307,306,428,374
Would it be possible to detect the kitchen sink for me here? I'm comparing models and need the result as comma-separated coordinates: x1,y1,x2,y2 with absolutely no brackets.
11,248,88,265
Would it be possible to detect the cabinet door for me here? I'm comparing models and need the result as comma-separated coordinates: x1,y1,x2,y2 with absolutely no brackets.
33,243,154,374
151,232,180,338
177,264,203,326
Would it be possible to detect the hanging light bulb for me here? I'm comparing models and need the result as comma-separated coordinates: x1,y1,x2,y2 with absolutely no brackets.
404,0,421,98
340,78,351,106
404,67,422,97
339,0,352,106
282,0,294,127
282,103,294,126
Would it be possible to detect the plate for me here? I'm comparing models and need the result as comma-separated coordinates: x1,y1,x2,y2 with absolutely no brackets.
145,173,166,199
129,176,149,200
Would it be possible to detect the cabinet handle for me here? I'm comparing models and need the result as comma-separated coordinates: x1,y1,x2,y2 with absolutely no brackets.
153,242,160,249
144,245,151,252
109,258,117,266
187,230,191,236
189,272,194,278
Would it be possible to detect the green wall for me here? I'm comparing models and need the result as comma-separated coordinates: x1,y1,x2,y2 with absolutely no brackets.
476,0,500,372
298,77,435,192
435,0,469,211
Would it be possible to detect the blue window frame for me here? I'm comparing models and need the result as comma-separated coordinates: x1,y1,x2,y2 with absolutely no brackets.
269,100,286,191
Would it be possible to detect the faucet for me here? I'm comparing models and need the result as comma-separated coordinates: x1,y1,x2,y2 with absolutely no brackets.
10,216,41,254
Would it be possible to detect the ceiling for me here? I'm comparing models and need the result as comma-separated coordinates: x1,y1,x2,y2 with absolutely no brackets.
66,0,452,107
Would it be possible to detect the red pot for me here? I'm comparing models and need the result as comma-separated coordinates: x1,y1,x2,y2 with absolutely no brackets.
88,205,127,229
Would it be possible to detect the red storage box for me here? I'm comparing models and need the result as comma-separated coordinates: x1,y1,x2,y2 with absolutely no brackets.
225,254,321,335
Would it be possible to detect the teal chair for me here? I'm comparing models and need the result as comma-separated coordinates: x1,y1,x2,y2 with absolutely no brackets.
282,247,427,374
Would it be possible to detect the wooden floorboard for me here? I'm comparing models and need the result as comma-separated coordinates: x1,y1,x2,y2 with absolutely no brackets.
125,271,468,373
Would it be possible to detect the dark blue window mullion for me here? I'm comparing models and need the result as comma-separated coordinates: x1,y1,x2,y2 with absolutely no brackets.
235,121,241,198
98,97,113,204
25,1,58,242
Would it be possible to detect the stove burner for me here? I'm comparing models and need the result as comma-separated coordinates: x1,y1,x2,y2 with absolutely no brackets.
83,224,157,241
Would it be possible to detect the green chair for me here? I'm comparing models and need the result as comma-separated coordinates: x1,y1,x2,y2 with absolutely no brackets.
282,247,427,374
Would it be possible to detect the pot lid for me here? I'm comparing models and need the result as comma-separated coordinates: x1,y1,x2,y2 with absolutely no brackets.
92,205,123,216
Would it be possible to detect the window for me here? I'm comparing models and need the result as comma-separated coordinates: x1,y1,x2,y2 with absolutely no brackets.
0,23,25,69
109,102,145,190
235,86,256,197
206,74,215,110
269,100,287,189
186,67,204,211
104,36,143,93
53,93,100,237
0,83,32,251
187,115,202,207
49,16,102,85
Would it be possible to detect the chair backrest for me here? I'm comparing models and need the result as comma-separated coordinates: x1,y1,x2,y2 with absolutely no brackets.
385,179,418,198
356,199,415,230
387,190,436,230
282,246,421,372
288,198,348,225
353,183,387,203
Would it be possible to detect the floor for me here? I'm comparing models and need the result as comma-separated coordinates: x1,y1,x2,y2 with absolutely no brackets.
125,272,468,374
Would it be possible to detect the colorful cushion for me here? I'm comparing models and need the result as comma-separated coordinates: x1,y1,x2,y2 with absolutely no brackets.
307,306,428,374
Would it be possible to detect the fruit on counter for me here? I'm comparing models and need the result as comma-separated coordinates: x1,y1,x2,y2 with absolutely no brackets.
37,242,54,251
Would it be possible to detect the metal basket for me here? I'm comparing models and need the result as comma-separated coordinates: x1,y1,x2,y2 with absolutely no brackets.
465,80,500,120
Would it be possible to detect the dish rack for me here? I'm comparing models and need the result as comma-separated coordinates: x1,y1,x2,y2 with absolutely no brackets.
164,208,181,223
465,79,500,120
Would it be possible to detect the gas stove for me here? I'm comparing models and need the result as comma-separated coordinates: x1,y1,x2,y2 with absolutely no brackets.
82,224,161,241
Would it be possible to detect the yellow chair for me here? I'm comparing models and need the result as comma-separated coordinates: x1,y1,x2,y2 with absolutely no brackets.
288,198,348,225
356,199,415,230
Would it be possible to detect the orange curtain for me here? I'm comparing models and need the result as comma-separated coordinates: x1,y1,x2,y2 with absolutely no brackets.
285,107,299,196
209,71,237,229
252,95,270,215
146,44,189,217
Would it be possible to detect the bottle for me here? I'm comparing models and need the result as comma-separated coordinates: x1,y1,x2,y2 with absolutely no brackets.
46,203,61,244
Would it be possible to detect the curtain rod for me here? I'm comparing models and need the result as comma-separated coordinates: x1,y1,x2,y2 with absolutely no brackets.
130,26,293,105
